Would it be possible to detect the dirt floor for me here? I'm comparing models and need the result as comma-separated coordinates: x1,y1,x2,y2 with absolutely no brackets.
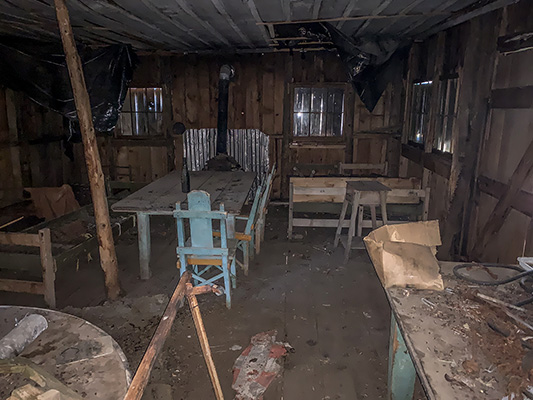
0,206,425,399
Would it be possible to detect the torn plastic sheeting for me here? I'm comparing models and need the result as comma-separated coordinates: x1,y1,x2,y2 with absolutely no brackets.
0,38,137,134
323,23,410,112
232,330,290,400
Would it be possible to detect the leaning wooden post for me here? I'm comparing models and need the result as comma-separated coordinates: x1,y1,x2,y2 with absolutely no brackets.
53,0,121,299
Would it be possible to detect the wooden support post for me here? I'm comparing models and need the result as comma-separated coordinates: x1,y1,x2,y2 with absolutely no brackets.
471,137,533,259
187,293,224,400
124,271,192,400
53,0,120,299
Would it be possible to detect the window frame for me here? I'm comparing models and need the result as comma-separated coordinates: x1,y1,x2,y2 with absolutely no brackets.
115,87,165,139
290,83,349,143
433,74,459,154
407,79,433,147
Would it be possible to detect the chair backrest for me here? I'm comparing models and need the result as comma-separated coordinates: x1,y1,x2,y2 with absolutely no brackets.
174,190,229,255
338,162,388,176
244,187,262,235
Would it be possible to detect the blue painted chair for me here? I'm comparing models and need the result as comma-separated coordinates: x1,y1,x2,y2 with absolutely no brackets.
232,187,262,276
255,164,276,255
174,190,237,309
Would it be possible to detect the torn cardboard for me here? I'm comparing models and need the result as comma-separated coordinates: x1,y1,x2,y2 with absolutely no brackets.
363,220,444,290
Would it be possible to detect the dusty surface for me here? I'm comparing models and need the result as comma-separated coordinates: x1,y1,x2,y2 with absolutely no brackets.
388,262,533,399
0,207,423,399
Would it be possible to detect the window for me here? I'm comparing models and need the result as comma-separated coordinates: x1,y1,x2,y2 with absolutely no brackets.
117,88,163,137
293,87,345,137
434,77,458,153
408,81,432,145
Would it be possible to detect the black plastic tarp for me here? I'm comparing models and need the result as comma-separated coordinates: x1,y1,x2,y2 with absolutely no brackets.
0,38,136,134
323,23,410,112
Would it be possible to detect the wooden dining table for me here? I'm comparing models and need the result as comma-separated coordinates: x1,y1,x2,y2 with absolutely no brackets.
111,170,256,279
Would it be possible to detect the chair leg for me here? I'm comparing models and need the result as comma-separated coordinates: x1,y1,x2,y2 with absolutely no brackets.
250,232,255,261
193,265,199,286
231,258,237,289
222,260,231,309
255,225,261,255
243,243,249,276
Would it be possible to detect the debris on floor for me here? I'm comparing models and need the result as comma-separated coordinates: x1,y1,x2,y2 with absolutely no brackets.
232,330,291,400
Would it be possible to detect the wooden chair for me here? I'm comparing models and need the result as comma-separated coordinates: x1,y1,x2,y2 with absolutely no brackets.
174,190,238,309
234,187,262,276
215,187,262,276
356,187,430,236
255,164,276,255
338,162,388,176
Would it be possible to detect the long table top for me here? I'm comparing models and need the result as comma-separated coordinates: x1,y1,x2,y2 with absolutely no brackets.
386,261,533,400
111,170,256,215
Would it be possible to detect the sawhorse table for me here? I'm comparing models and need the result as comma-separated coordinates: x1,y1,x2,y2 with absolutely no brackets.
334,180,391,263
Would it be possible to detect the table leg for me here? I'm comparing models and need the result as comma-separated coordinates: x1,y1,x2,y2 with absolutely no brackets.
344,191,360,264
370,205,377,230
137,212,152,280
334,197,350,248
380,191,389,225
388,314,416,400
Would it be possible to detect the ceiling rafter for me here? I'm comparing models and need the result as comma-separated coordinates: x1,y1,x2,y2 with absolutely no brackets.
336,1,358,29
136,0,213,48
245,0,273,44
394,0,458,37
419,0,522,38
209,0,255,47
312,0,322,20
351,0,395,35
374,0,427,35
257,11,451,26
173,0,231,47
76,0,189,49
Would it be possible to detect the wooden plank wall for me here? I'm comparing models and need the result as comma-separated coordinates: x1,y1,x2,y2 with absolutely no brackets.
0,51,403,204
103,51,403,199
0,88,68,207
469,2,533,263
400,0,533,263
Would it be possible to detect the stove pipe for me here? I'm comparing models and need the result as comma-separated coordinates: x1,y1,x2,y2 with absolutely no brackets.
216,64,235,154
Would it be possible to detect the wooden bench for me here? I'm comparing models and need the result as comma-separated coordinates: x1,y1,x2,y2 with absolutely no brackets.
288,177,423,239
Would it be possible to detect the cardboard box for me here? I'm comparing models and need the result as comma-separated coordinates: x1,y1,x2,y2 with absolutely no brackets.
363,221,444,290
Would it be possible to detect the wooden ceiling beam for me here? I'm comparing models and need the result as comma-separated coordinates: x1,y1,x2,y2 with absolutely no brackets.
173,0,232,47
419,0,522,38
210,0,254,47
246,0,273,44
256,11,451,26
352,0,395,36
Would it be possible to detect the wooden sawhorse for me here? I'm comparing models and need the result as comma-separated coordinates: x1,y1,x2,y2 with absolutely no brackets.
334,180,391,263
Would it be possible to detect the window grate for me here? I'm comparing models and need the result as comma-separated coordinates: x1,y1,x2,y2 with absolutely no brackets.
117,88,163,137
293,87,345,137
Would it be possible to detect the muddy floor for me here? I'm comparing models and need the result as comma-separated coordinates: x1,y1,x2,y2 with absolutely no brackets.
0,206,424,399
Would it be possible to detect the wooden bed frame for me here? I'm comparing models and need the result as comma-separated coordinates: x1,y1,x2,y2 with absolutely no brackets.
0,201,135,308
